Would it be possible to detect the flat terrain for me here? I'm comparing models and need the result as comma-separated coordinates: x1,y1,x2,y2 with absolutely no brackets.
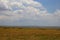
0,27,60,40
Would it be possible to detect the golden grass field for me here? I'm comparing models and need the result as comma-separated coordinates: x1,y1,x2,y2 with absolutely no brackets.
0,26,60,40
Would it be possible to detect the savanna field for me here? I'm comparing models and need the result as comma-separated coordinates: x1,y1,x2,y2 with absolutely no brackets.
0,26,60,40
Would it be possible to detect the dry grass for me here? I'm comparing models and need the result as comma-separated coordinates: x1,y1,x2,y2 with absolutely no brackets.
0,27,60,40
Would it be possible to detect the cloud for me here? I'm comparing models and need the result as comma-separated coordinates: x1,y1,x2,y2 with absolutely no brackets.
0,0,60,26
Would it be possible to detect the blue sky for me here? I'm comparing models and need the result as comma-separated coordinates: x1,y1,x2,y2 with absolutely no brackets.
35,0,60,13
0,0,60,26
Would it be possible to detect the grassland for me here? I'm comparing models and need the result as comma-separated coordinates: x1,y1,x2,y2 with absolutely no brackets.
0,26,60,40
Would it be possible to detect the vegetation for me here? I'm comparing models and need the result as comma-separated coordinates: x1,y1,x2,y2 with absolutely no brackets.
0,27,60,40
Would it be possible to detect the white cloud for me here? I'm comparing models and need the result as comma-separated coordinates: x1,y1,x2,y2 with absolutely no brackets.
0,0,60,26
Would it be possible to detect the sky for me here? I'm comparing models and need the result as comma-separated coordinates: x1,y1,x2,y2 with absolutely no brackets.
35,0,60,13
0,0,60,26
